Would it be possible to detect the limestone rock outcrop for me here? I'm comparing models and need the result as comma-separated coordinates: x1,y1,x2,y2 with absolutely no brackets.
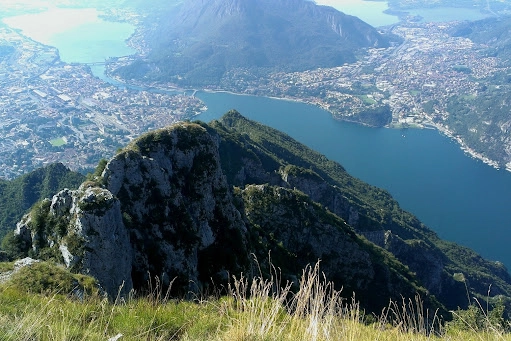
14,185,133,297
102,122,250,291
240,184,425,311
73,185,133,297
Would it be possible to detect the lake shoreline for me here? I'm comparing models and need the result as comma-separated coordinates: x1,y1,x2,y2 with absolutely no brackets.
102,2,502,173
201,87,504,172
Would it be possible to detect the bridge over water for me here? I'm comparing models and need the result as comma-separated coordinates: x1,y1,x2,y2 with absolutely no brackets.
83,61,110,66
79,55,133,66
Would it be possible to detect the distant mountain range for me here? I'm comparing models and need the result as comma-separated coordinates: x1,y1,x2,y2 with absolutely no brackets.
3,111,511,316
115,0,390,85
452,17,511,63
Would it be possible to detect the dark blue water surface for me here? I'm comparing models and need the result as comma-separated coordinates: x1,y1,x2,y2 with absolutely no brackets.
196,91,511,267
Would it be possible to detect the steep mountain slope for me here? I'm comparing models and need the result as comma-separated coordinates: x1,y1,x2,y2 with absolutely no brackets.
6,111,511,316
239,184,431,312
0,163,84,241
452,17,511,60
9,120,439,314
116,0,389,85
207,111,511,310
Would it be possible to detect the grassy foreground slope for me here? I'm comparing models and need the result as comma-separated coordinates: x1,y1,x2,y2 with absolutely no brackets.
0,260,509,341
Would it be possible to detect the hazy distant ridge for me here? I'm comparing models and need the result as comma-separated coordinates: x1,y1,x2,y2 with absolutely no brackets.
116,0,389,85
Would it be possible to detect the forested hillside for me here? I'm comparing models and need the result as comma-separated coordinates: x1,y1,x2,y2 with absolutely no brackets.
0,163,84,241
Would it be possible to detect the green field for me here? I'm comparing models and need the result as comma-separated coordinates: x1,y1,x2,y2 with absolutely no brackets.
358,95,377,105
49,137,66,147
0,261,509,341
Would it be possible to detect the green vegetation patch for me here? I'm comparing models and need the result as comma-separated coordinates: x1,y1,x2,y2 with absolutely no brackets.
0,261,14,273
359,94,377,105
49,137,67,147
461,94,477,100
5,261,97,296
0,163,84,243
122,122,207,155
452,65,472,74
0,261,509,340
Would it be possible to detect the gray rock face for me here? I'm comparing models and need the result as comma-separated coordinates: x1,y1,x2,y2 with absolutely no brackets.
73,185,133,297
50,189,74,217
279,169,453,300
279,167,362,228
13,186,133,297
14,216,32,250
102,122,250,291
242,184,374,288
363,230,445,292
234,157,280,185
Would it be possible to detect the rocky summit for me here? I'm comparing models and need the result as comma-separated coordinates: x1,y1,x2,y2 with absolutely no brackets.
9,111,511,315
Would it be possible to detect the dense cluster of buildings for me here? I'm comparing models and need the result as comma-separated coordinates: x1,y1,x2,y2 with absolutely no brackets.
0,25,205,179
222,21,503,130
1,16,507,178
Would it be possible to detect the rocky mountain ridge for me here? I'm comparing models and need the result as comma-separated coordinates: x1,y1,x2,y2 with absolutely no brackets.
6,111,511,315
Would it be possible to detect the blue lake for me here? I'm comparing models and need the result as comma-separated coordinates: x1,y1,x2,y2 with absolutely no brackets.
195,92,511,267
409,7,491,22
315,0,491,26
3,7,136,79
314,0,399,27
4,7,511,268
